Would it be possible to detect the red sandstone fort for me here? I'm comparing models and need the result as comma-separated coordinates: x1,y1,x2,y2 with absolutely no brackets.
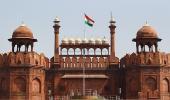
0,16,169,100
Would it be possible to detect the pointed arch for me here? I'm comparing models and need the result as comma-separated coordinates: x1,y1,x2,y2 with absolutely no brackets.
145,77,157,91
75,48,81,55
13,77,26,93
0,78,7,92
32,78,41,93
162,78,169,93
89,48,94,55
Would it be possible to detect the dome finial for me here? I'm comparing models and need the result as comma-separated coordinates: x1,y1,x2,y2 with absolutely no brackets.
54,16,60,25
110,12,116,24
21,21,26,26
144,21,150,26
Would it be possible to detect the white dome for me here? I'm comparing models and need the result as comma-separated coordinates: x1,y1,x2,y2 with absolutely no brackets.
95,38,102,44
75,38,81,44
89,38,95,44
82,38,88,44
68,38,75,44
102,38,109,44
62,38,68,44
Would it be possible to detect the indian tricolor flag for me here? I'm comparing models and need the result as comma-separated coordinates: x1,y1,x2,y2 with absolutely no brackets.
84,14,95,27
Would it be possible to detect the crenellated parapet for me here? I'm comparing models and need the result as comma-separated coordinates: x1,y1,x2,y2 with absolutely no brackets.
121,52,170,66
50,56,119,69
0,52,49,68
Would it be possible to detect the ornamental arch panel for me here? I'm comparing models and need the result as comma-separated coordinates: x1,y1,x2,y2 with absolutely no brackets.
162,78,169,92
14,77,26,93
145,77,157,91
32,78,41,93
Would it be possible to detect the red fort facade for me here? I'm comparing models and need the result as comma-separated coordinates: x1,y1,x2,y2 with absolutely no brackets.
0,17,170,100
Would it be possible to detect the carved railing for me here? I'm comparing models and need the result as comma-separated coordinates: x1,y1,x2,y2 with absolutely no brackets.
59,56,110,69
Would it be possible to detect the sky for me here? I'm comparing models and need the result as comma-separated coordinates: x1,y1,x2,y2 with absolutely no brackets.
0,0,170,58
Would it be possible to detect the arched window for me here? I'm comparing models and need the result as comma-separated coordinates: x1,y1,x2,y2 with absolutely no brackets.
32,78,41,93
89,48,94,55
95,48,101,55
144,45,150,52
68,48,74,55
61,48,68,55
102,48,108,55
75,48,81,55
20,45,25,52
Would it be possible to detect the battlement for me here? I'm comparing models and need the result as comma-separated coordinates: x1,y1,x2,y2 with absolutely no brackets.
50,56,119,69
121,52,170,66
0,52,49,68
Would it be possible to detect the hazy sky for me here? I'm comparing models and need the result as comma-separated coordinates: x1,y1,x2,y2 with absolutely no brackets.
0,0,170,58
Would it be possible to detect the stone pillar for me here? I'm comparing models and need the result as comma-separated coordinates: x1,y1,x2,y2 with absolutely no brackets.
109,17,116,58
53,17,60,63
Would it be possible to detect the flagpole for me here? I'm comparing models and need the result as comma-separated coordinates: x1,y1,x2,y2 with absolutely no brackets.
83,13,86,96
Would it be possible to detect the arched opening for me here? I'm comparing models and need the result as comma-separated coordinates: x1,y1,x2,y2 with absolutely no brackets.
89,48,94,55
14,77,26,93
75,48,81,55
20,45,25,52
102,48,108,55
138,45,142,52
68,48,74,55
162,78,169,93
145,77,157,91
28,45,32,52
129,78,138,94
144,45,150,52
32,78,41,93
61,48,68,55
152,45,156,52
95,48,101,55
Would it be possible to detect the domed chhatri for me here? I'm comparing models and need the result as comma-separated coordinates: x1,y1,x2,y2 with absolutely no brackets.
12,24,34,38
8,23,37,52
136,23,158,38
9,24,37,42
133,23,162,53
